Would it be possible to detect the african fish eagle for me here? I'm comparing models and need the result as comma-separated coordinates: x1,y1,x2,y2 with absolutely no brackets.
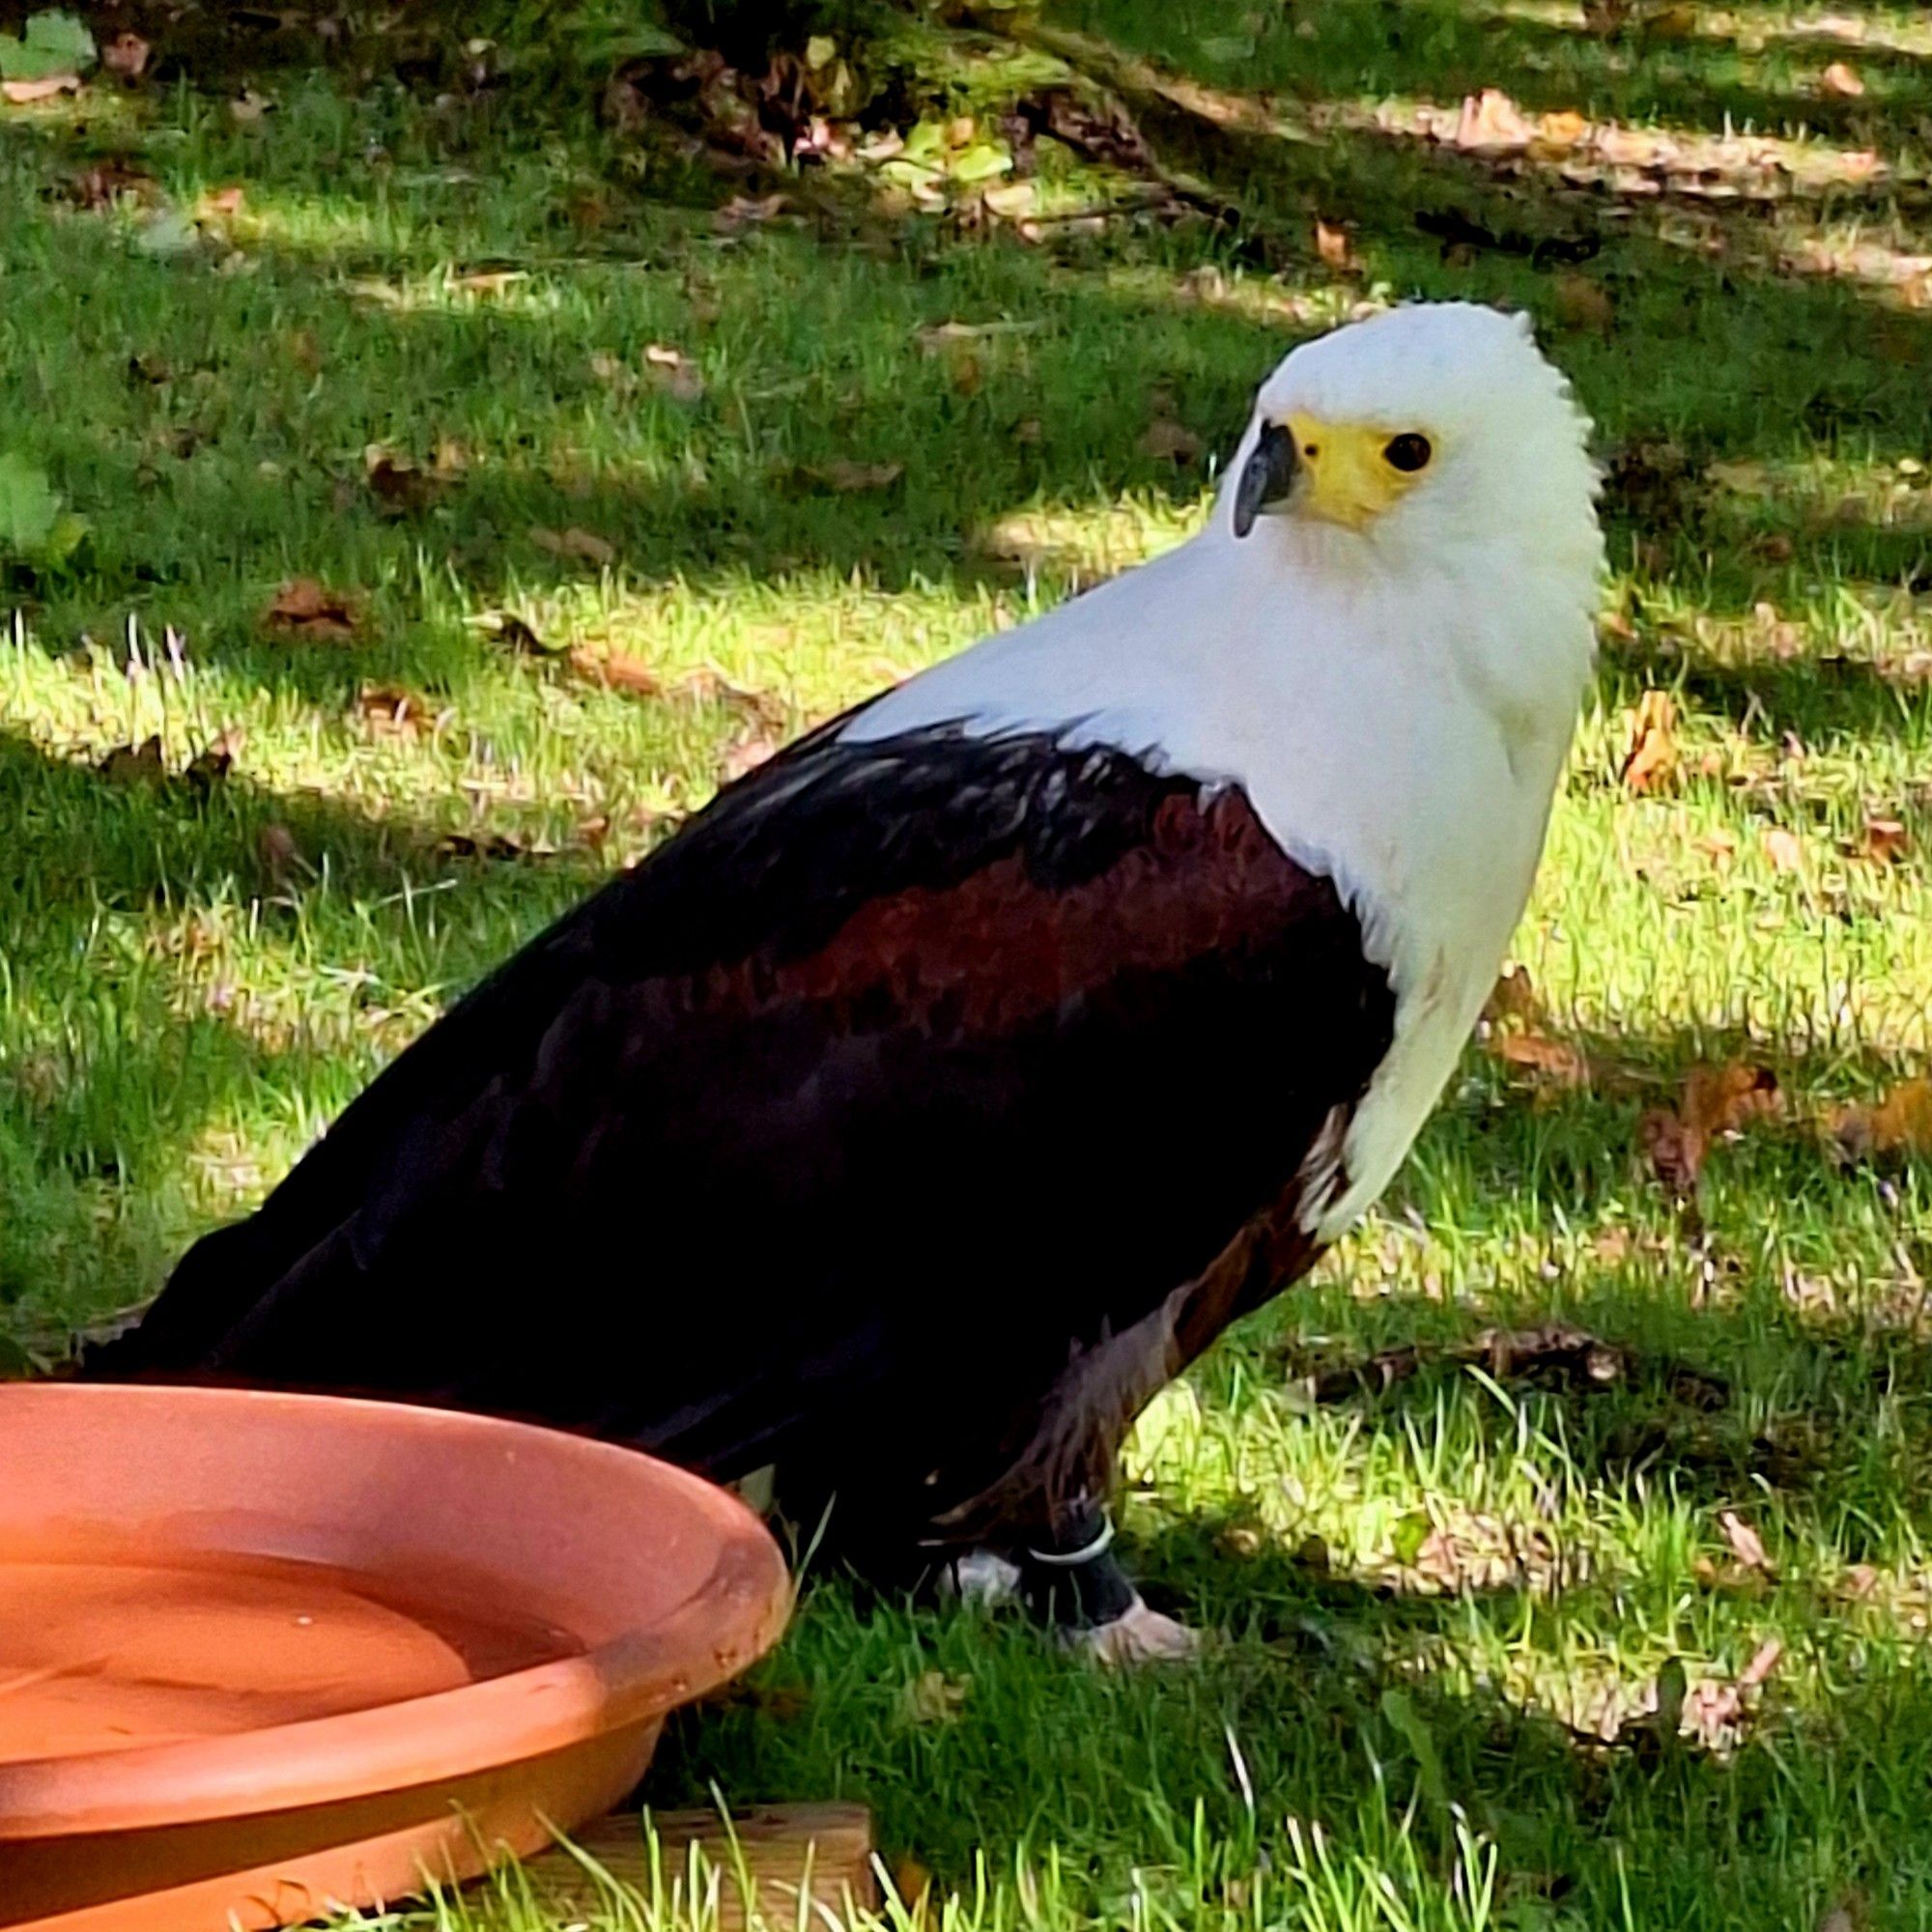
88,302,1603,1662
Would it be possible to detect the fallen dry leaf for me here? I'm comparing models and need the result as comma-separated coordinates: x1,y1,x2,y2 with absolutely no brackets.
1455,88,1536,154
263,578,359,642
715,191,789,231
3,72,81,103
1553,270,1615,335
1828,1075,1932,1160
1678,1636,1782,1748
1536,108,1588,150
643,342,704,404
1493,1029,1591,1086
890,1858,935,1912
100,31,149,78
901,1669,970,1725
355,683,434,739
1642,1061,1780,1195
566,645,662,696
802,460,903,493
1686,1062,1782,1139
1821,61,1864,98
364,444,441,516
197,185,245,219
1861,816,1908,864
915,319,1043,354
1762,826,1804,872
1719,1510,1772,1572
530,526,616,567
1483,963,1540,1028
1693,830,1738,868
67,156,157,209
1314,218,1357,270
1141,417,1204,465
1619,690,1678,792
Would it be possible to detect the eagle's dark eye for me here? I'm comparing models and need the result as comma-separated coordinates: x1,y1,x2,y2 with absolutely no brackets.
1383,432,1433,473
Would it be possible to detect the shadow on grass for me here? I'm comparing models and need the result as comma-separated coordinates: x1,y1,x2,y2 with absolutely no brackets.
6,3,1932,685
0,724,608,1325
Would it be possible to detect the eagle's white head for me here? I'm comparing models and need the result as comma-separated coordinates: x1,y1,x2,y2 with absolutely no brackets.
1224,301,1602,600
843,298,1603,1236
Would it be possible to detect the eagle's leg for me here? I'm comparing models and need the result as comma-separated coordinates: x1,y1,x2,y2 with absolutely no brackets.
1016,1494,1201,1664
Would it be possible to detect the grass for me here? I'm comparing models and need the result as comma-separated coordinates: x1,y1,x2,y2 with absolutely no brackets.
5,0,1932,1924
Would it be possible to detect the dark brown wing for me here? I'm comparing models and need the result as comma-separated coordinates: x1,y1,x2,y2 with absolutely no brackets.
91,724,1395,1534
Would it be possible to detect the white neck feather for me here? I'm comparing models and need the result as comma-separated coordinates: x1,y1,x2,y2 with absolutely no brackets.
846,494,1599,1238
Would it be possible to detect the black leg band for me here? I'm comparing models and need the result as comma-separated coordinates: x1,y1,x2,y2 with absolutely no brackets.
1018,1499,1139,1630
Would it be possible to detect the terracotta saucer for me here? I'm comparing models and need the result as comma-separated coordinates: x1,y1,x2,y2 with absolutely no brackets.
0,1382,790,1930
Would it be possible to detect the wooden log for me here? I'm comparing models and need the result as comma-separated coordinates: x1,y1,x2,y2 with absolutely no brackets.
526,1802,878,1929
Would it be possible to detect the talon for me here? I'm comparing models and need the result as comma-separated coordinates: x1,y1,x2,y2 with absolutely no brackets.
1075,1598,1203,1666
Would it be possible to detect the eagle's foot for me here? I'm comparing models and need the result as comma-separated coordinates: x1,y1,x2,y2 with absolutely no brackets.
1076,1598,1202,1667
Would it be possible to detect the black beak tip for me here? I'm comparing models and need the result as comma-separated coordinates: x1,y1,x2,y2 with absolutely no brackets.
1232,421,1297,540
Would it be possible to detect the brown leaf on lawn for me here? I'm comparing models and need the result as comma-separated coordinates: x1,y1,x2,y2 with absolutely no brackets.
530,526,617,567
1493,1029,1591,1085
197,185,246,220
364,444,441,516
98,736,167,786
1535,108,1589,151
715,191,789,231
1483,963,1540,1028
802,460,903,492
1643,1062,1779,1196
355,684,435,739
643,343,704,404
1861,816,1908,864
1455,88,1536,154
1762,826,1804,872
1685,1062,1782,1138
1693,830,1738,868
1719,1509,1772,1572
566,645,662,696
263,579,360,642
100,31,150,78
1821,61,1865,98
1678,1637,1782,1748
1619,690,1678,792
1552,270,1615,335
67,156,158,209
1141,416,1204,465
1827,1076,1932,1160
901,1669,970,1724
1314,218,1358,270
4,73,82,104
890,1858,935,1911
